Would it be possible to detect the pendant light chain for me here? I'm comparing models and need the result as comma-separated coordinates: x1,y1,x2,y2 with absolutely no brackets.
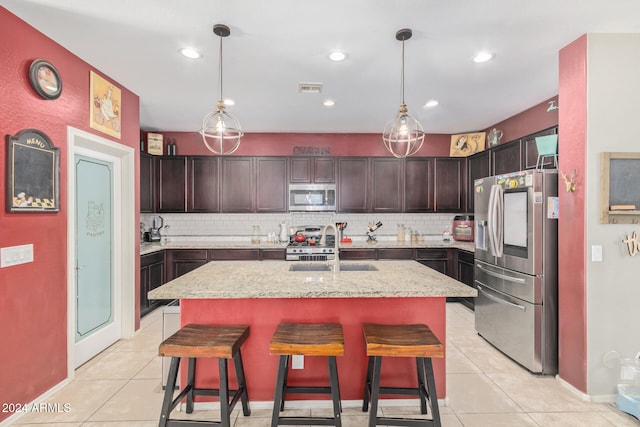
401,38,405,106
218,35,224,103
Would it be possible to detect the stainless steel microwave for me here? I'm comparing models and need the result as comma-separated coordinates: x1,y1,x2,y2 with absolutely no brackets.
288,183,336,212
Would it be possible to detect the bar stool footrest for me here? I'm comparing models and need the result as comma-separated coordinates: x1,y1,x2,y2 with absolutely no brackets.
277,417,341,426
373,417,438,427
284,386,333,394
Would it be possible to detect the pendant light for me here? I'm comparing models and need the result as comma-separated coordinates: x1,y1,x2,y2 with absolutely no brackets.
199,24,243,155
382,28,425,158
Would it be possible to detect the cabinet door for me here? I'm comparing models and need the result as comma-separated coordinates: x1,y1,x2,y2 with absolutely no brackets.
337,158,369,212
139,265,150,314
140,153,155,213
457,250,475,310
256,157,288,212
188,157,219,212
290,157,312,183
415,248,449,275
220,157,254,213
370,158,403,212
405,158,434,212
157,157,187,212
467,150,491,213
434,158,465,212
314,157,335,183
492,140,522,175
523,127,558,170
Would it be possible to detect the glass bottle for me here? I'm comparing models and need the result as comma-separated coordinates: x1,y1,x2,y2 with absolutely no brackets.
397,224,405,242
251,225,261,244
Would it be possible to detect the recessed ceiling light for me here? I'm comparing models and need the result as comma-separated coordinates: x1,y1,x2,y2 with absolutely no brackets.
323,99,336,107
424,100,439,108
328,51,347,62
179,47,202,59
223,98,235,106
472,51,494,63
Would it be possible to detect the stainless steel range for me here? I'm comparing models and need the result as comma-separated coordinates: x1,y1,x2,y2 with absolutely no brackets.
286,226,336,261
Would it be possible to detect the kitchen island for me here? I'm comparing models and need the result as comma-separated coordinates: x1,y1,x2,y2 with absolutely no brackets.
148,260,476,403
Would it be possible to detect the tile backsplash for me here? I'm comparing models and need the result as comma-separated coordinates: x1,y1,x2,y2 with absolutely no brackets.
140,212,461,242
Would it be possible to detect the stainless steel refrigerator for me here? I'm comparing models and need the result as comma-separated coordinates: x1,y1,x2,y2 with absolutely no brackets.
474,169,558,374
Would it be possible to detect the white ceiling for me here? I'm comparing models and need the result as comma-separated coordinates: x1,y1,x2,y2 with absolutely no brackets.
3,0,640,134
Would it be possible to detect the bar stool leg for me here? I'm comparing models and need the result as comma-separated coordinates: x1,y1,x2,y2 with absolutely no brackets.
367,356,382,427
416,357,428,414
233,349,251,416
362,356,374,412
185,357,196,413
218,358,230,427
279,355,290,411
159,357,180,427
328,356,342,427
424,357,441,427
271,355,288,427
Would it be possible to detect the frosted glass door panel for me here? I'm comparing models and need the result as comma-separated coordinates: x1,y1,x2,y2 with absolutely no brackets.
503,191,528,248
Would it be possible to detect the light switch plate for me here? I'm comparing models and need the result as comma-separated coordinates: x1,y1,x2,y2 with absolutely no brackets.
592,245,603,262
1,244,34,268
292,355,304,369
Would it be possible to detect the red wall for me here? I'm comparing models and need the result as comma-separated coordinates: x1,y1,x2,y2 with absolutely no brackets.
486,96,559,144
0,8,140,420
557,35,588,392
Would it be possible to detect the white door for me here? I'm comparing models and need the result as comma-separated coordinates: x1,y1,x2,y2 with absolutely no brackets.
73,149,121,367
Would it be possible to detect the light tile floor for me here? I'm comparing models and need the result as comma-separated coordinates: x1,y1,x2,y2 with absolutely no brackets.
10,303,640,426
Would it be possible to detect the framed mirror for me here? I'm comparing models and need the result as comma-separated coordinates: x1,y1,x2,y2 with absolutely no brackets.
6,129,60,212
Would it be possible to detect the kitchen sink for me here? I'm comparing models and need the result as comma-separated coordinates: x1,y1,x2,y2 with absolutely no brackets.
288,263,378,272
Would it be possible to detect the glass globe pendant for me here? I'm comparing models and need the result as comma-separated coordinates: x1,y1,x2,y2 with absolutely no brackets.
199,24,243,155
382,29,425,158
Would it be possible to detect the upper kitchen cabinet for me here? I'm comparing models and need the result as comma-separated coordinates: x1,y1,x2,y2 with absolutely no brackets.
140,153,155,213
220,157,254,213
187,157,219,212
370,158,403,212
404,158,434,212
290,157,335,183
157,157,187,212
522,127,558,170
467,150,491,213
256,157,288,213
492,140,523,175
337,158,369,212
434,158,466,212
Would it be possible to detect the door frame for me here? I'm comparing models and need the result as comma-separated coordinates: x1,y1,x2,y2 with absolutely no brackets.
66,127,136,377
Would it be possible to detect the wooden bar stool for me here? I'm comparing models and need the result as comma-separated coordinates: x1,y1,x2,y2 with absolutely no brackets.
269,323,344,427
158,323,251,427
362,323,444,427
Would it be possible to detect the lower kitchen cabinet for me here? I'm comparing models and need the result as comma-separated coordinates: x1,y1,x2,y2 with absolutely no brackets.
209,248,260,260
415,248,449,275
140,251,165,317
166,249,208,280
377,247,414,259
456,250,475,310
339,248,376,260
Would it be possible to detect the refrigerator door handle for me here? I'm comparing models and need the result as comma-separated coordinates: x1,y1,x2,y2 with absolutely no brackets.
477,285,526,311
476,263,526,284
488,184,504,257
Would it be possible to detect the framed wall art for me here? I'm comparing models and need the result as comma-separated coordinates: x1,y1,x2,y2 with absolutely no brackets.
29,59,62,100
90,70,121,139
449,132,486,157
6,129,60,212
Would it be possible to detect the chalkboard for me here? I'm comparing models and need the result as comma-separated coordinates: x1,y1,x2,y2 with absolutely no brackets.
6,129,60,212
610,159,640,206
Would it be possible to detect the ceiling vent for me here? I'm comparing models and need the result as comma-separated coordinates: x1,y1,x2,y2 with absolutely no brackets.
298,83,323,94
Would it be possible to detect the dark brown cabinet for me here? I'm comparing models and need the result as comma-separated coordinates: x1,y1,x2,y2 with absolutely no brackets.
522,127,558,170
157,157,187,212
337,158,369,213
492,140,523,175
377,248,414,259
140,251,165,316
456,250,475,310
415,248,449,275
405,158,434,212
220,157,254,213
290,157,335,183
370,158,403,212
467,150,491,213
166,249,208,280
434,158,465,212
140,153,155,213
339,248,376,260
256,157,288,212
187,157,219,212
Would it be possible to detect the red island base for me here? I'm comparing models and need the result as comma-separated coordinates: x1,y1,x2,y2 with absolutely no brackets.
180,297,447,402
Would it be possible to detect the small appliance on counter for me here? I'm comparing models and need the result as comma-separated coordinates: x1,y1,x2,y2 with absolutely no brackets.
452,215,474,242
149,215,164,242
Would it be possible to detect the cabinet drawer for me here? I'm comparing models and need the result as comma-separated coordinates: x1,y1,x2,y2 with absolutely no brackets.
339,249,376,260
209,249,260,260
141,251,164,266
415,248,448,260
170,249,208,260
458,250,474,264
378,248,414,259
261,249,285,260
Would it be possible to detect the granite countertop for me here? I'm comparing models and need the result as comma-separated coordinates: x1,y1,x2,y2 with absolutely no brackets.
140,239,475,255
147,260,477,300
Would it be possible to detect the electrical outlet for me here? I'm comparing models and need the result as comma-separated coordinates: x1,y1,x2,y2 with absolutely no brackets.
292,355,304,369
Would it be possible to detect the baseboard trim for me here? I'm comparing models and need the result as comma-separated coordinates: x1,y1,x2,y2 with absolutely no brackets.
0,378,71,427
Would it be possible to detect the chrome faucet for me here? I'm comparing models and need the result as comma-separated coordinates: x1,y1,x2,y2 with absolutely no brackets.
320,223,339,271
